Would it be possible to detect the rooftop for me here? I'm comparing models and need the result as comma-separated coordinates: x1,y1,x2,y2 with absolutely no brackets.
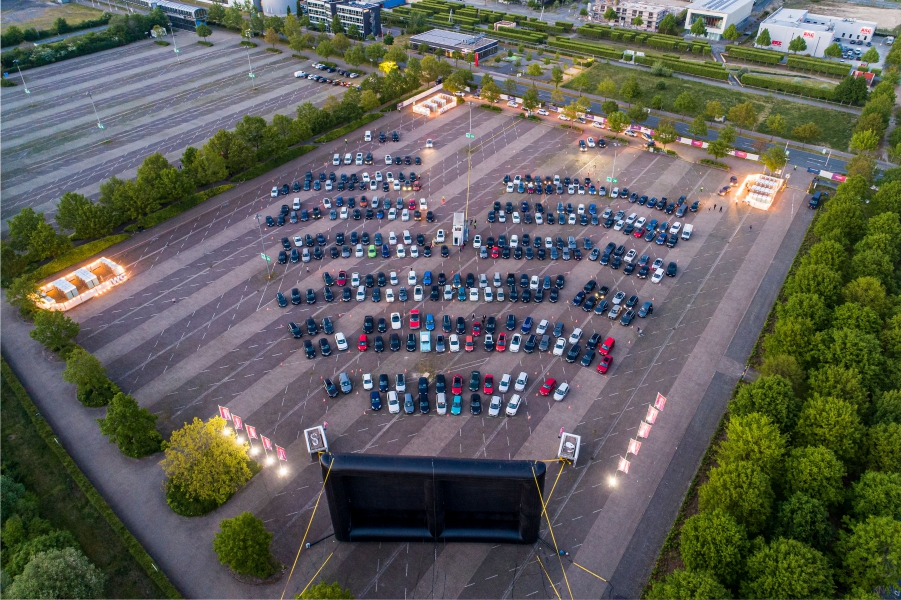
686,0,753,14
410,28,494,48
760,8,875,30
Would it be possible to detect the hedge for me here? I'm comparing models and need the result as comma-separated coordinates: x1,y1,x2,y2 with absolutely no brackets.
30,234,131,281
575,24,708,53
635,54,729,80
555,21,574,32
786,56,851,77
549,38,624,60
492,27,548,44
0,359,183,600
726,46,783,64
313,113,383,143
740,73,835,100
129,184,236,231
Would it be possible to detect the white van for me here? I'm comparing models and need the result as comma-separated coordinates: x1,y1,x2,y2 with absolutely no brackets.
681,224,694,240
333,153,341,166
364,130,372,142
343,153,352,165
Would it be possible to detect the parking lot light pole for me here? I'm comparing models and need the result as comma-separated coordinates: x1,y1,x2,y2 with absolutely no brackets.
255,214,273,278
85,91,107,141
245,47,256,90
12,60,30,95
464,101,474,241
168,25,181,63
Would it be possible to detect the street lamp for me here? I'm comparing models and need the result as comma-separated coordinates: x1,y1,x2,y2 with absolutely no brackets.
85,90,106,140
463,101,475,241
245,47,256,90
254,214,273,278
12,59,30,95
168,25,181,63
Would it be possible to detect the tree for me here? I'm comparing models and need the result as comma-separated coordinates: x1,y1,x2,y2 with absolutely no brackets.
850,471,901,522
690,17,707,37
627,103,648,123
706,139,731,160
30,310,79,354
631,15,643,27
727,101,757,132
873,390,901,425
330,14,343,34
761,145,788,174
297,581,355,599
843,276,891,319
384,45,406,63
867,422,901,472
6,547,105,599
6,274,40,318
360,89,380,111
603,7,617,22
550,65,564,88
420,54,439,83
97,392,163,458
688,114,708,138
794,395,864,464
774,493,833,550
606,111,629,138
551,88,565,105
4,25,25,46
699,461,773,534
824,42,843,58
213,512,276,578
838,516,901,591
846,152,878,184
722,23,739,43
195,23,212,41
450,49,463,66
783,446,845,507
758,355,806,399
860,46,879,64
523,87,539,113
702,100,723,121
526,63,542,80
316,39,334,58
730,375,801,433
55,192,115,240
833,302,883,337
680,510,747,585
620,75,642,104
562,101,579,127
657,13,677,35
801,239,849,276
346,24,360,40
653,119,678,149
283,12,300,37
481,78,501,103
62,347,118,407
788,35,807,54
596,76,616,100
159,416,255,510
822,328,885,394
783,263,843,306
777,292,832,331
717,413,786,477
342,43,365,66
761,114,786,142
222,6,244,30
808,365,868,414
646,569,730,600
7,207,68,260
264,26,279,48
673,91,696,115
834,75,869,105
850,129,880,153
740,538,834,599
249,12,265,35
503,77,518,97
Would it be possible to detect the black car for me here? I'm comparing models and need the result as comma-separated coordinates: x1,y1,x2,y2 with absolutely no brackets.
392,131,399,142
276,292,288,307
470,393,482,415
288,322,303,338
322,317,334,334
667,262,678,276
319,338,332,356
469,370,481,392
290,288,302,305
485,316,496,334
639,301,654,317
524,334,537,353
406,333,417,352
363,315,374,333
280,184,289,195
419,392,430,414
555,274,565,289
341,287,352,302
303,339,316,359
374,335,385,353
306,317,319,336
277,250,287,264
456,317,466,334
323,286,334,302
306,289,316,304
548,288,559,303
620,310,636,326
390,333,401,351
324,378,338,398
505,314,517,331
626,295,639,308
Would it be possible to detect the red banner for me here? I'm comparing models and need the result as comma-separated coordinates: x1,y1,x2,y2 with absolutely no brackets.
772,39,782,46
627,439,642,455
232,415,243,431
655,393,667,411
617,457,630,474
261,436,273,451
733,150,747,159
638,422,652,438
276,445,288,461
246,425,258,440
646,406,659,424
218,405,232,421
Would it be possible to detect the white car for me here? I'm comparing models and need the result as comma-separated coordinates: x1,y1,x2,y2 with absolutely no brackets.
389,271,398,285
558,114,572,121
505,394,522,416
587,137,596,148
624,249,637,264
390,312,402,329
568,214,577,225
568,185,576,195
393,181,401,191
444,285,453,300
385,155,393,165
355,244,364,258
449,334,460,352
553,382,570,402
612,291,627,305
553,338,566,356
419,198,428,210
355,152,364,165
270,187,278,198
386,172,394,182
414,285,424,301
374,171,383,182
514,371,528,392
293,235,303,247
507,99,518,107
340,207,349,220
512,212,521,224
488,395,503,417
577,186,586,195
635,217,647,229
608,304,622,320
356,286,366,301
325,180,333,191
496,288,505,301
577,203,586,215
483,288,494,302
535,213,544,224
323,197,333,209
385,288,395,302
510,235,519,248
625,212,637,224
651,268,665,283
473,235,482,248
509,333,522,353
362,373,374,390
568,328,583,345
436,393,447,415
537,320,549,335
611,187,620,199
351,272,361,287
506,182,515,193
592,120,605,129
479,273,488,288
410,245,419,258
537,108,549,116
388,208,397,220
613,220,625,231
435,229,445,243
387,391,400,414
498,211,506,223
369,180,377,190
401,208,409,220
498,374,512,394
387,231,397,245
407,270,417,285
669,221,682,235
362,172,370,183
469,287,480,301
652,257,664,270
335,332,348,351
396,245,406,258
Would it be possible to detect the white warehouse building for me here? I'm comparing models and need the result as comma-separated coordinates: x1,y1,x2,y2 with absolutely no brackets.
684,0,754,41
755,8,877,57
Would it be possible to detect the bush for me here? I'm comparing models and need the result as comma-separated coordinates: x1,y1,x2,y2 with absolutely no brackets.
548,38,623,61
212,512,277,578
239,41,257,47
787,56,852,77
29,235,130,281
154,40,170,46
740,73,836,102
727,46,783,64
635,54,728,80
700,158,729,169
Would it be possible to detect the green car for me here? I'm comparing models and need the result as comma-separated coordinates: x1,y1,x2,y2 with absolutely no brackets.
450,394,463,415
368,244,377,258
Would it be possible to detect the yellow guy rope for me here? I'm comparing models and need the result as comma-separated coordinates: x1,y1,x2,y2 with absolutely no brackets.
281,455,334,600
532,463,575,600
298,552,335,598
536,556,562,600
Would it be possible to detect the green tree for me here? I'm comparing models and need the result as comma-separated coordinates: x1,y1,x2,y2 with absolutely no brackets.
264,26,279,47
451,49,463,66
647,569,730,600
503,77,518,97
330,14,343,34
365,42,387,65
773,493,833,550
791,122,820,143
699,461,773,534
867,422,901,472
7,207,69,259
213,512,276,578
195,23,213,41
316,39,334,58
526,62,543,80
297,581,355,599
783,263,844,306
834,75,869,105
4,25,25,46
843,276,891,319
6,547,105,599
807,365,868,414
872,390,901,425
657,13,677,35
62,347,119,407
481,78,501,103
596,76,616,100
850,471,901,521
860,46,879,63
784,446,846,507
706,139,731,160
722,23,739,43
740,538,834,599
159,416,255,510
822,328,885,394
283,12,300,37
6,273,40,318
97,392,163,458
653,119,678,149
420,54,439,83
603,7,617,22
717,412,786,477
688,115,708,138
360,89,380,111
606,111,629,138
620,75,642,104
601,99,619,115
727,101,757,132
690,17,707,37
846,152,878,184
680,509,747,585
777,292,832,330
632,15,643,26
824,42,843,58
761,145,788,174
673,91,696,115
344,44,366,66
550,65,564,88
763,316,820,371
704,100,724,120
833,302,882,338
765,113,786,140
758,355,807,399
788,35,807,53
838,516,901,591
794,395,864,464
30,310,79,354
523,87,540,113
222,6,244,29
0,242,28,288
626,102,648,123
54,192,115,239
801,239,849,277
730,375,801,433
384,45,407,63
850,129,880,153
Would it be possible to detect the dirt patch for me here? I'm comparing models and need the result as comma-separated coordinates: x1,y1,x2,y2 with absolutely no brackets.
781,0,901,30
1,0,106,32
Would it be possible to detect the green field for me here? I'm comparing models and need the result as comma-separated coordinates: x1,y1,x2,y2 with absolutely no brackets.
0,366,165,599
1,3,106,33
565,62,857,150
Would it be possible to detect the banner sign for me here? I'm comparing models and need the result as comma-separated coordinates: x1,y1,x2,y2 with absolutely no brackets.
617,457,631,474
638,422,652,438
276,445,288,461
646,406,659,424
246,425,258,440
218,405,232,421
655,393,667,411
261,436,273,451
628,439,642,455
232,415,243,431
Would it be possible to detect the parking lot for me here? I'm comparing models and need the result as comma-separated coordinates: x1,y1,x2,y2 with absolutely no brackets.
69,102,814,598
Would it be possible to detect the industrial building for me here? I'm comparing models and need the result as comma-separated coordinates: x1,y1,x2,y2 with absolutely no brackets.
684,0,754,40
590,0,674,32
306,0,382,37
409,29,499,63
755,8,877,57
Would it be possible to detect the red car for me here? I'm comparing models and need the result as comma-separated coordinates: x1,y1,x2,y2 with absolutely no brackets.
409,199,416,210
409,309,421,330
633,227,644,238
491,246,500,259
600,337,615,355
452,374,463,395
465,336,474,352
483,375,494,395
472,322,482,337
597,354,613,374
358,334,368,351
539,377,557,396
496,332,507,352
336,270,347,286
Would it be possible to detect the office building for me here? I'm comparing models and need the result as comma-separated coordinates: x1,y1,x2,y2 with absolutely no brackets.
684,0,754,40
756,8,876,57
590,0,673,32
306,0,381,37
409,29,499,62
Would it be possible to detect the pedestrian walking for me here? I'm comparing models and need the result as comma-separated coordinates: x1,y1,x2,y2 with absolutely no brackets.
719,206,723,212
558,427,564,438
713,203,716,209
323,421,328,431
472,312,476,321
306,267,310,273
638,327,644,337
749,225,752,231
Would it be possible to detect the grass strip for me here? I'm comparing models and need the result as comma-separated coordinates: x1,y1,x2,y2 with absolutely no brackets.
0,358,183,599
30,234,130,281
231,146,315,182
313,113,383,143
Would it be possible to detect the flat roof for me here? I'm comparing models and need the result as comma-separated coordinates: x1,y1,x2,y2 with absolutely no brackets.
686,0,752,15
761,7,876,30
410,28,496,49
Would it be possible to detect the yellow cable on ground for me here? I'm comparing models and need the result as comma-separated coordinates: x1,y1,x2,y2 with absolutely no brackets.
543,460,566,512
298,552,334,598
281,455,333,600
536,556,562,600
571,562,608,583
532,465,575,600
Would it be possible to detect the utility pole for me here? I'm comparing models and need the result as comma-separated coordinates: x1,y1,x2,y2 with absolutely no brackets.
85,90,106,141
13,59,30,95
169,25,181,63
245,46,256,90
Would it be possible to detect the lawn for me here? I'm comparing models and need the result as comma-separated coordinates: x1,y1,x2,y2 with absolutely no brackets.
0,367,165,599
1,3,106,33
565,62,857,150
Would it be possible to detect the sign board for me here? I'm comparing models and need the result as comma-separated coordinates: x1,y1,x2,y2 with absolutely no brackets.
303,426,328,456
860,27,873,35
557,433,581,464
261,253,271,262
802,30,815,39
